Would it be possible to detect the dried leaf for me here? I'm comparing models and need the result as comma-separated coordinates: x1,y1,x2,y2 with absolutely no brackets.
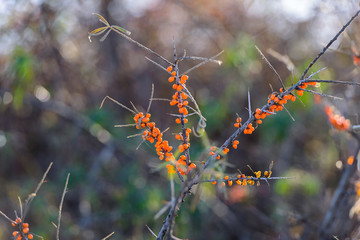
92,13,110,26
111,25,131,36
89,26,109,36
100,29,112,42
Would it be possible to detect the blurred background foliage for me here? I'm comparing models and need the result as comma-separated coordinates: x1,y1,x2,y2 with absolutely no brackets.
0,0,360,239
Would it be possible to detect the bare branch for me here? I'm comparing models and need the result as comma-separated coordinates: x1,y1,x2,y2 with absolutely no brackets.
300,10,360,80
57,173,70,240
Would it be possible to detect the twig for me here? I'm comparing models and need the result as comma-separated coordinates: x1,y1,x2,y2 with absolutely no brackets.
146,225,157,238
56,173,70,240
300,10,360,80
145,57,169,73
247,90,252,118
147,84,155,113
23,162,53,219
0,211,13,222
298,88,344,100
181,51,223,76
100,96,135,114
305,79,360,86
255,45,286,90
101,232,115,240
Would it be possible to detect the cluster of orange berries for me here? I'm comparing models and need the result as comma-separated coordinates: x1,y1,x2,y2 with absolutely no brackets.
11,218,33,240
324,105,351,131
216,82,315,159
211,170,272,187
164,66,197,174
134,110,196,175
167,66,190,122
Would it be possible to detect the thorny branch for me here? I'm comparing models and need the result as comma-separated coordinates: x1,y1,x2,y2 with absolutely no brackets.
156,10,360,240
90,10,360,240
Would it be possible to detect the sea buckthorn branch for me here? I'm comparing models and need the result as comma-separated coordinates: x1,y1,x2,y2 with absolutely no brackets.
300,10,360,81
89,11,360,240
0,163,53,240
168,62,192,167
162,16,360,237
201,10,360,170
199,176,293,186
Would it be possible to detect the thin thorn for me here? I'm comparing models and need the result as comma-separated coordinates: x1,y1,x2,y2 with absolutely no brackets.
100,96,136,114
114,124,137,127
255,45,286,90
129,101,139,113
147,84,154,113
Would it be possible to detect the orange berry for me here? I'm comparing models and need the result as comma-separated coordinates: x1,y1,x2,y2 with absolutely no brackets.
168,76,175,82
232,144,238,149
210,151,215,156
234,123,240,128
175,118,181,124
167,66,173,72
257,119,262,124
297,90,304,96
189,163,196,169
12,222,16,227
13,231,19,237
216,155,220,159
28,234,34,240
22,223,29,228
224,176,229,180
347,156,354,165
181,92,188,99
228,180,233,186
212,181,217,185
23,228,29,234
181,75,189,81
170,100,177,106
172,71,176,76
222,148,229,154
176,85,183,91
233,140,239,145
184,118,188,124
